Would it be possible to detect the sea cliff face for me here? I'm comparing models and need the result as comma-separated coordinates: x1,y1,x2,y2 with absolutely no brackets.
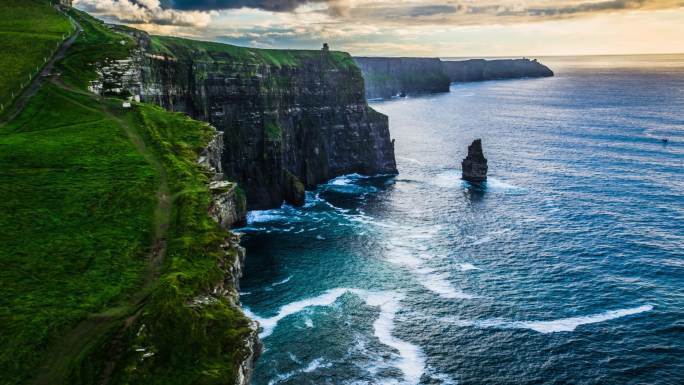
354,57,553,99
442,58,554,82
353,57,450,99
200,126,260,385
88,31,397,210
140,37,397,210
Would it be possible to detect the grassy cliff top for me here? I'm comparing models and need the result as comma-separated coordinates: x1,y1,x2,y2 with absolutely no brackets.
150,35,357,70
0,0,72,110
1,4,251,385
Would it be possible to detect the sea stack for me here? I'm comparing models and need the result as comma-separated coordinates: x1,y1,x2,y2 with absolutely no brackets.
462,139,488,183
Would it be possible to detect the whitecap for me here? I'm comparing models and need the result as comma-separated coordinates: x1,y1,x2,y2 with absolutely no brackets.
443,305,653,333
523,305,653,333
459,263,480,271
483,177,527,194
430,170,462,188
304,317,314,328
360,291,426,385
397,156,426,166
247,209,285,224
264,276,292,291
267,357,332,385
317,235,326,240
385,248,474,300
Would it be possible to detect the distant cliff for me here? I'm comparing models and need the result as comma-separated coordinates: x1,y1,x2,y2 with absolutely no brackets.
354,57,450,99
442,58,554,82
354,57,553,99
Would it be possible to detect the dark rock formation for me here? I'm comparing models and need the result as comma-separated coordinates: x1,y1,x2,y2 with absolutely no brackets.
353,57,450,99
462,139,488,183
443,58,554,83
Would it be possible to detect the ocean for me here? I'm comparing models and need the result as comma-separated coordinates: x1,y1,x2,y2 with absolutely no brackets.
238,55,684,385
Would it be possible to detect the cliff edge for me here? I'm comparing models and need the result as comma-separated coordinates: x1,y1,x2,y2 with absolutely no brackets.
353,57,451,99
443,58,554,82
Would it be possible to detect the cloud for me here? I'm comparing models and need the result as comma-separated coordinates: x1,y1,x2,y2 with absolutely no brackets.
162,0,341,13
74,0,684,56
340,0,684,25
73,0,214,27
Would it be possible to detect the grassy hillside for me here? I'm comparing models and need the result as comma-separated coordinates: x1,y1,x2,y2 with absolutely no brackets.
0,83,158,385
0,0,72,111
0,5,251,385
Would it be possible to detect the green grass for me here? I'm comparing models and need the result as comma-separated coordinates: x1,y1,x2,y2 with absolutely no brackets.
105,104,253,385
265,120,282,141
151,35,357,70
0,0,72,110
58,8,134,90
1,6,253,385
0,84,158,385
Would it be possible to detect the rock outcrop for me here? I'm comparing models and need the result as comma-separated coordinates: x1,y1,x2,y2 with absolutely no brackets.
442,58,554,83
198,128,260,385
200,130,247,227
462,139,488,183
353,57,450,99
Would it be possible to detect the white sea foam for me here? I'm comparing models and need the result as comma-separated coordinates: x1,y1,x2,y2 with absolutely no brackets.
442,305,653,333
484,177,527,194
430,170,462,188
244,288,352,339
459,263,480,271
361,291,426,385
469,236,493,246
397,156,426,166
267,357,332,385
264,276,292,292
385,246,474,300
246,288,426,384
247,209,285,224
304,317,314,328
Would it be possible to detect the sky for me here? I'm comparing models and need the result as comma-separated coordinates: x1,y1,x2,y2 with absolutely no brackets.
73,0,684,57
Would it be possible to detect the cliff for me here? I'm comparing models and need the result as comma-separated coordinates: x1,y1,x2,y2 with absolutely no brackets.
442,58,554,82
353,57,450,99
138,37,397,210
353,57,553,99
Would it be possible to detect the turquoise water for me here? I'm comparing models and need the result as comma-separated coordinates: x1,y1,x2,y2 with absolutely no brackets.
239,55,684,385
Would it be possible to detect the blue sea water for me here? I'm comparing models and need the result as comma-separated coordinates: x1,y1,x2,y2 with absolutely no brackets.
238,55,684,385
